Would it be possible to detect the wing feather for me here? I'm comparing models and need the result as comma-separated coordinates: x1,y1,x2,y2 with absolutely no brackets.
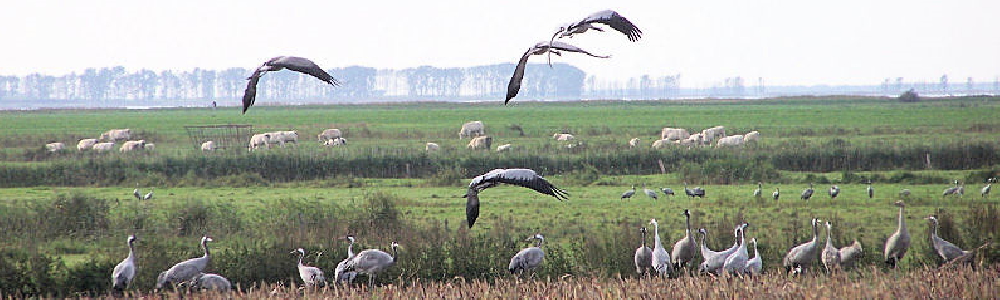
505,50,533,105
241,69,263,114
583,10,642,42
273,56,341,86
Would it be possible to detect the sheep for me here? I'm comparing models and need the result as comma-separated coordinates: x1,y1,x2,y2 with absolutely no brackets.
93,142,115,152
701,126,726,142
459,121,485,139
45,142,65,152
743,131,760,142
271,131,299,145
249,133,272,150
317,129,342,142
77,138,99,150
651,139,672,149
467,136,492,150
678,133,706,146
497,144,512,152
716,135,745,147
120,140,146,152
553,133,575,141
425,143,440,152
660,128,690,141
143,143,155,151
100,129,131,142
323,138,347,146
201,141,216,151
628,138,641,148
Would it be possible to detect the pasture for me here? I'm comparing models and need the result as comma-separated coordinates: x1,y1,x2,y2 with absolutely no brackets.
0,96,998,297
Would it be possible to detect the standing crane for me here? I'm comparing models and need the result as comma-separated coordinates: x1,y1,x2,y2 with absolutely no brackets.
649,219,673,276
671,209,698,270
783,218,821,273
723,224,749,275
642,183,658,200
343,241,399,286
660,188,675,197
132,184,141,200
925,216,987,265
828,185,840,199
463,168,567,227
884,200,910,268
982,178,993,198
753,182,762,199
334,235,358,284
745,238,762,275
241,56,341,114
509,234,546,277
111,235,137,294
293,248,326,288
772,187,780,200
866,180,875,199
157,237,213,291
633,227,652,276
801,183,814,200
142,188,153,200
621,184,636,200
821,222,841,272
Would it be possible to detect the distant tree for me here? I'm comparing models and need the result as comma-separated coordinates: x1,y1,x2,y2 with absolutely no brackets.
898,89,920,102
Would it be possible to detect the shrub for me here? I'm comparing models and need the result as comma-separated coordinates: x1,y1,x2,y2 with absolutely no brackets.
898,89,920,102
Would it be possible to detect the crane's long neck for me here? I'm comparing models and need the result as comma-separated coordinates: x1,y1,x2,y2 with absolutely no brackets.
931,219,939,237
537,238,545,248
297,252,304,266
811,222,819,243
641,230,647,248
685,214,692,237
391,246,398,263
897,206,906,233
752,241,759,257
202,240,211,258
825,225,834,247
348,241,355,257
127,240,135,261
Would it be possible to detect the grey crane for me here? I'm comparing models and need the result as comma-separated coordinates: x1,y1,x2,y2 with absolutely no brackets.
867,180,875,199
684,182,706,198
820,221,841,272
293,248,326,288
982,180,992,198
783,218,821,273
943,180,962,197
671,209,698,270
838,240,863,269
723,224,750,275
334,235,358,284
142,188,153,200
828,185,840,199
186,273,232,293
111,235,137,293
745,238,762,275
510,234,545,276
505,41,609,105
621,184,636,200
464,168,568,227
649,219,673,276
753,182,762,199
241,56,341,114
642,183,658,200
925,216,985,265
701,224,745,275
547,10,641,65
157,236,213,291
633,227,652,276
772,187,780,200
344,241,399,286
661,188,675,197
801,183,814,200
883,200,910,268
132,184,141,200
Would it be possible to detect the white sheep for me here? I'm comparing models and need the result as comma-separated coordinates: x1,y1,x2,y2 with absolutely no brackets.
120,140,146,152
100,129,131,142
716,135,745,147
459,121,485,139
249,133,272,150
45,142,65,152
143,143,155,151
272,130,299,145
660,128,690,141
77,138,99,150
93,142,115,152
425,143,440,152
201,141,216,151
701,126,726,142
317,129,342,142
743,130,760,142
553,133,575,141
651,139,671,149
628,138,641,148
467,136,492,150
496,144,512,152
323,138,347,146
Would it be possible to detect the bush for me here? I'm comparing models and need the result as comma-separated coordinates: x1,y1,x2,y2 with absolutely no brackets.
898,89,920,102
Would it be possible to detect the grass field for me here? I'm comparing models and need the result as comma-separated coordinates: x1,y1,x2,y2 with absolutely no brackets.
1,97,999,297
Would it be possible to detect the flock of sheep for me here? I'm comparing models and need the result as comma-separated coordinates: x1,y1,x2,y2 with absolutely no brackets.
44,129,155,153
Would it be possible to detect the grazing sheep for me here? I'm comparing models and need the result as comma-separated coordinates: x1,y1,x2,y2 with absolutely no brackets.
425,143,440,152
497,144,512,152
317,129,342,142
249,133,272,150
93,142,115,152
143,143,155,151
660,128,690,141
701,126,725,142
553,133,575,141
323,138,347,146
628,138,641,148
77,138,99,150
201,141,216,151
467,136,492,150
716,135,745,147
271,130,299,145
743,131,760,142
651,139,671,149
120,140,146,152
678,134,706,146
100,129,132,142
459,121,485,138
45,142,65,152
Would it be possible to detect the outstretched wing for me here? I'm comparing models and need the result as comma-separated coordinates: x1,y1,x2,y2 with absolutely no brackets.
271,56,341,86
547,41,611,58
465,191,481,228
471,168,568,200
241,69,263,114
581,10,642,42
505,49,534,105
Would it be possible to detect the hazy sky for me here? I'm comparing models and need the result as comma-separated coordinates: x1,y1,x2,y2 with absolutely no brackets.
2,0,997,86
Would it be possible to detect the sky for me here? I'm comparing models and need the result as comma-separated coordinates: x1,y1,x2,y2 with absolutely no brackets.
2,0,998,86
